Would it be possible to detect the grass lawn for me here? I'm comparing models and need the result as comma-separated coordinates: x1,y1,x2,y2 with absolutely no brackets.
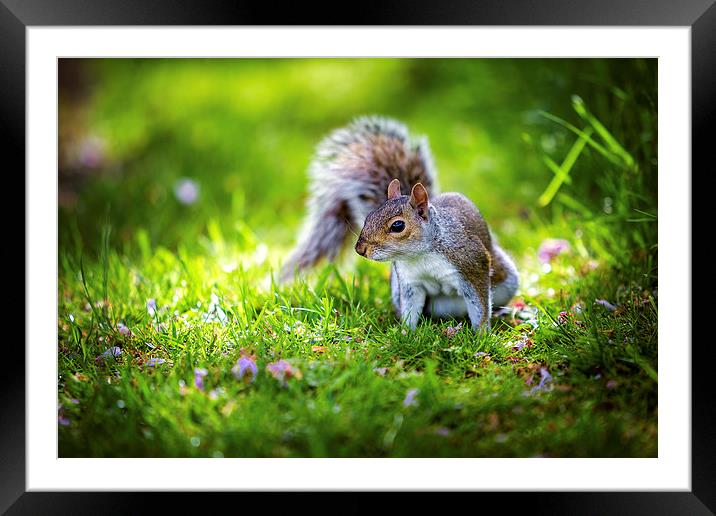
58,58,658,457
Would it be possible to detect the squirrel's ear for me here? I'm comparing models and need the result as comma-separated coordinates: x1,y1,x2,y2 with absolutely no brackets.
387,179,402,200
410,183,430,220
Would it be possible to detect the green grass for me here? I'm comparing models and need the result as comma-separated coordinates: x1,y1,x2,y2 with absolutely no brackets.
58,58,657,457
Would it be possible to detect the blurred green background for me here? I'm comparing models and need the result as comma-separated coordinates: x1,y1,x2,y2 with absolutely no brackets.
59,58,657,262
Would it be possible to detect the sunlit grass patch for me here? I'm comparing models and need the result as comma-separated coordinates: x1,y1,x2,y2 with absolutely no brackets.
58,229,657,458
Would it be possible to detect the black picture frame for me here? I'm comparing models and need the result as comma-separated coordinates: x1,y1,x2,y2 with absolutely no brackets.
4,0,709,513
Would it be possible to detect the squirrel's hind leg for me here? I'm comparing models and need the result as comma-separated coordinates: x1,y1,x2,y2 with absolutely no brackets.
458,276,492,331
490,245,519,308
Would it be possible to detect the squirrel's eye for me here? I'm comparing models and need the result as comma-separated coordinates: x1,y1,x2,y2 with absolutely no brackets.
389,220,405,233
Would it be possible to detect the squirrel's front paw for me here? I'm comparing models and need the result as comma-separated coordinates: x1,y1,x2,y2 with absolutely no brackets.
470,319,491,333
400,313,420,331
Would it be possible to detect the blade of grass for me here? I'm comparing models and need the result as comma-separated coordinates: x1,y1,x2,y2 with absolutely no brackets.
100,223,112,306
571,95,635,169
331,263,354,306
78,256,101,324
542,155,573,185
538,127,593,207
538,110,625,169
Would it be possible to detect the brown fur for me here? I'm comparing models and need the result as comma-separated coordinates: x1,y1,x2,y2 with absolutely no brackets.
490,253,509,284
338,135,434,208
343,135,427,187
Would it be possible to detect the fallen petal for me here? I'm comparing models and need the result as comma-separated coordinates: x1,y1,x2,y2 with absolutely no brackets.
194,368,208,391
442,322,463,338
232,355,258,383
512,299,527,311
174,178,200,205
537,239,571,263
95,346,122,363
178,379,188,396
266,359,302,386
557,311,572,325
403,388,420,408
530,367,553,394
146,298,157,317
595,299,618,311
117,323,132,336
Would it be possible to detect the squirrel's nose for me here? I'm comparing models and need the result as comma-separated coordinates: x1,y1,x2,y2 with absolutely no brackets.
355,240,367,257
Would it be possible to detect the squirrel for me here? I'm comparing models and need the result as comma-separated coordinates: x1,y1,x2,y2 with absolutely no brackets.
281,115,518,329
355,179,519,331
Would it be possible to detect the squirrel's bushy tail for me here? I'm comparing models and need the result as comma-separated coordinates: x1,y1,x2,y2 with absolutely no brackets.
279,196,353,282
280,116,438,282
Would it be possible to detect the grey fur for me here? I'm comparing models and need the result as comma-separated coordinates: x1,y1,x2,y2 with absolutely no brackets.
280,116,438,282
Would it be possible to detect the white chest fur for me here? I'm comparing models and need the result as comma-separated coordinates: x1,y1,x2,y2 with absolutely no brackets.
395,253,462,297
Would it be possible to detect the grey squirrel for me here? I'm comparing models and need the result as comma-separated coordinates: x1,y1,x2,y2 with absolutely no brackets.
281,116,518,330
